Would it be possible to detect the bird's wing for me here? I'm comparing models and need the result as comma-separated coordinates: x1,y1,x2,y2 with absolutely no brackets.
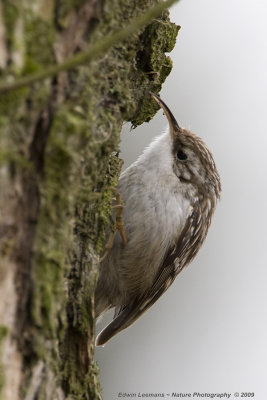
96,203,207,346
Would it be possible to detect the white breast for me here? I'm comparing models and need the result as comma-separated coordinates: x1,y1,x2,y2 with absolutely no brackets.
112,131,191,298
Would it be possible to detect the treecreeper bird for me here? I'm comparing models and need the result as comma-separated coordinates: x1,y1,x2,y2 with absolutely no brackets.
95,93,221,346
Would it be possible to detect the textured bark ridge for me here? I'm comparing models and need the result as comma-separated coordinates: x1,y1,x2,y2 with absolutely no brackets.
0,1,179,399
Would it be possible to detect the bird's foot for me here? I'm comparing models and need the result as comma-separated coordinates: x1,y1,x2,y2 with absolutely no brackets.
100,188,127,262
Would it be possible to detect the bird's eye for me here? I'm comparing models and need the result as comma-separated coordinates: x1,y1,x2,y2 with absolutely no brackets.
177,150,188,161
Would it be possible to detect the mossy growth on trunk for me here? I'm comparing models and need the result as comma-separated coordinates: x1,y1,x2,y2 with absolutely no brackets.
0,0,179,398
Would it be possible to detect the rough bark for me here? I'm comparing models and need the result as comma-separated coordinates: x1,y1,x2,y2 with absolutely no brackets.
0,0,179,399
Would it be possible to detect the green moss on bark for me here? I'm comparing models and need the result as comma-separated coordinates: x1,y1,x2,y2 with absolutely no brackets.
0,0,179,398
1,1,21,59
23,16,55,74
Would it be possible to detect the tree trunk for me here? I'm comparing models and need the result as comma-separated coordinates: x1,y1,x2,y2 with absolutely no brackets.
0,0,179,398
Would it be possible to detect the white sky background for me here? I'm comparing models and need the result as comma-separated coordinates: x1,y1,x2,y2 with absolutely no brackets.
95,1,267,398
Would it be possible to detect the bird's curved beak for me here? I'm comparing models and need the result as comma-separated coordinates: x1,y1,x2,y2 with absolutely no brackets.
150,92,181,138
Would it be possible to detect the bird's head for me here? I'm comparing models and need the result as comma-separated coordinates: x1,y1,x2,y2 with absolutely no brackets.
151,93,221,202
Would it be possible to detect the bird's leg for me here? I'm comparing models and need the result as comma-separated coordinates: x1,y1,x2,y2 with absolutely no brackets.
100,188,127,262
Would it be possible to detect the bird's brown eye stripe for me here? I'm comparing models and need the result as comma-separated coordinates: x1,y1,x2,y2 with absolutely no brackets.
179,176,189,183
